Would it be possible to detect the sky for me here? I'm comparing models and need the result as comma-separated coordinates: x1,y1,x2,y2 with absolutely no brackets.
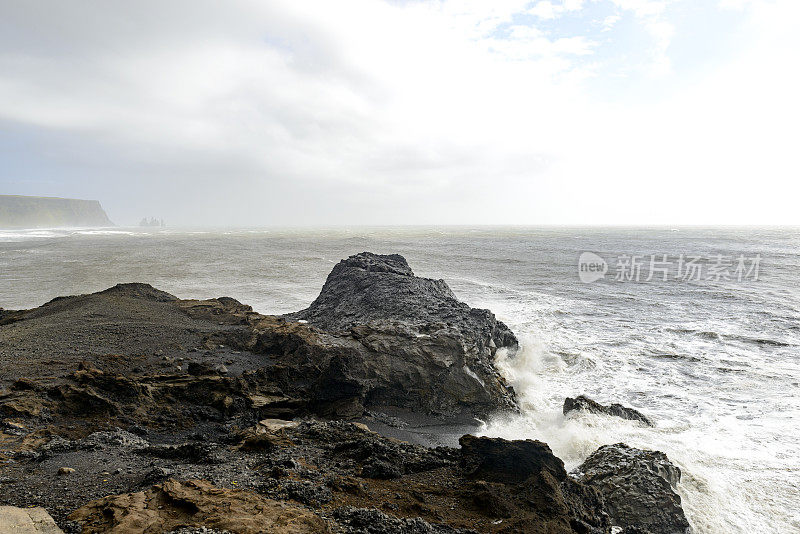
1,0,798,226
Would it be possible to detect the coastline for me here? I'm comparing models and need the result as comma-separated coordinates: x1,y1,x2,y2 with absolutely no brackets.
0,253,689,533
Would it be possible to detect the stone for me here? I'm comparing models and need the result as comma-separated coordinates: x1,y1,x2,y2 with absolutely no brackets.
257,418,300,433
459,434,567,484
287,253,517,349
333,506,476,533
68,479,327,533
574,443,690,534
457,435,611,533
563,396,653,426
276,252,519,417
0,506,64,534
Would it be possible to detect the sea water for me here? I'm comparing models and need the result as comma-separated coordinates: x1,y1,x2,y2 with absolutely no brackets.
1,226,798,533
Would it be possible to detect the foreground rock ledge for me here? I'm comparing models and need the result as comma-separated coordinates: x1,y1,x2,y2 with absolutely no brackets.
59,424,611,533
69,479,327,534
0,252,690,533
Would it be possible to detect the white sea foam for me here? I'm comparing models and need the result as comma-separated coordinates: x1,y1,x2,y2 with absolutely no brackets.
0,229,65,242
483,334,800,534
74,230,136,236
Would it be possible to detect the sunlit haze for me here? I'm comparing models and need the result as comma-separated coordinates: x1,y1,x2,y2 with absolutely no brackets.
1,0,798,226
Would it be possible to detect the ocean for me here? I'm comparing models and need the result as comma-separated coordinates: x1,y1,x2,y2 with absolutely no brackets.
1,226,798,533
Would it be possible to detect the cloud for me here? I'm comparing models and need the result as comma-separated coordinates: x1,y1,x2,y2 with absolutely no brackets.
0,0,798,225
530,1,563,19
601,14,622,31
609,0,668,18
529,0,585,20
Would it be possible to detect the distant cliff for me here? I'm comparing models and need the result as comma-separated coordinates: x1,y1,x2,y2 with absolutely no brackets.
0,195,113,228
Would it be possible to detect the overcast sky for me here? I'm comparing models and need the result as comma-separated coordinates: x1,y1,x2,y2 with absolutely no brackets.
1,0,798,226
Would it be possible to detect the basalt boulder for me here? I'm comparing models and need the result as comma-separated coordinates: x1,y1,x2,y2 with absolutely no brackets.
459,435,566,485
458,435,610,533
287,253,518,350
283,252,519,418
573,443,690,534
563,396,653,427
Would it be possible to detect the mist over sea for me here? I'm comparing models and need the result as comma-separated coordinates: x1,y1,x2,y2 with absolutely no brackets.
1,226,798,533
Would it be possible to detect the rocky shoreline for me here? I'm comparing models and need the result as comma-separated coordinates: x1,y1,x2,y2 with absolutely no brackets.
0,253,689,533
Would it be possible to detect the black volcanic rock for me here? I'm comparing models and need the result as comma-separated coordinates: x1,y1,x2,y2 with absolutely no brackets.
288,252,519,351
459,434,566,484
0,270,692,532
0,254,519,426
573,443,690,534
333,507,478,533
282,252,519,417
458,435,610,533
563,396,653,427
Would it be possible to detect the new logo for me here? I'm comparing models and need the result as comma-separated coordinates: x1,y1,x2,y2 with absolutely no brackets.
578,252,608,283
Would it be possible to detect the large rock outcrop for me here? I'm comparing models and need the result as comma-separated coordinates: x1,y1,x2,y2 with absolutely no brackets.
288,252,518,351
283,252,519,417
573,443,690,534
1,254,518,430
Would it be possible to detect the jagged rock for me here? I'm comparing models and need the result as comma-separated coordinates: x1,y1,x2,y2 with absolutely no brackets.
459,435,610,533
1,252,519,425
249,317,515,418
563,396,653,426
0,393,46,417
2,256,518,424
264,479,333,506
80,429,150,450
288,253,517,350
295,420,456,478
68,479,327,533
459,434,567,484
573,443,689,534
278,252,518,417
0,506,64,534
